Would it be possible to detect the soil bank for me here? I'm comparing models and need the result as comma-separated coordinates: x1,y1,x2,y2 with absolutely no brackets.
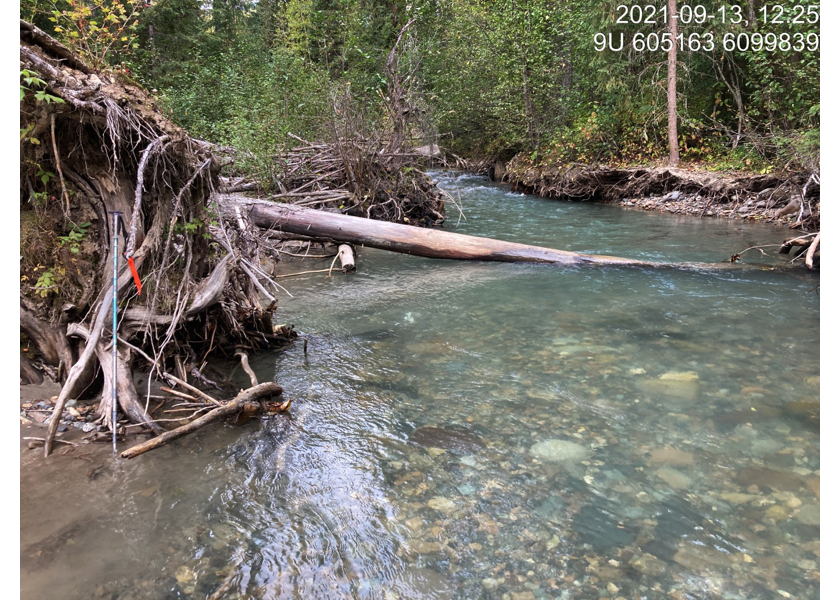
462,154,820,232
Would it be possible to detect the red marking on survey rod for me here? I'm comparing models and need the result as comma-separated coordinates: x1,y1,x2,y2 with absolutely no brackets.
128,257,142,295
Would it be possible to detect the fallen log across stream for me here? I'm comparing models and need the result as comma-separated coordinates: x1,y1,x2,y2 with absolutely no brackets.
231,195,739,270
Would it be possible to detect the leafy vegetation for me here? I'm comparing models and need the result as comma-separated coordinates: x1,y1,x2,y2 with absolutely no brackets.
20,69,65,148
25,0,819,172
58,222,91,254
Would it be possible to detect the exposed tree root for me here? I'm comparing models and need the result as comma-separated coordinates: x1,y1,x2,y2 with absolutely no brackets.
92,337,164,434
20,304,74,381
502,154,820,233
44,289,114,457
234,351,260,388
20,21,293,456
20,356,44,385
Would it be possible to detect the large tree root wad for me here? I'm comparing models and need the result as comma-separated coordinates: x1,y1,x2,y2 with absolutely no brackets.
120,383,284,459
226,136,448,227
20,21,291,457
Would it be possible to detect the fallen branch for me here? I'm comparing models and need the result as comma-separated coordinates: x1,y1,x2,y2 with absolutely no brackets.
162,374,223,406
234,350,259,387
124,407,214,427
805,232,820,270
120,382,284,459
274,249,335,259
274,268,335,279
24,437,78,447
161,386,199,402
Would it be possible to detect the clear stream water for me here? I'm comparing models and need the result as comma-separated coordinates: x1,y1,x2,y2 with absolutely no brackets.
21,172,819,599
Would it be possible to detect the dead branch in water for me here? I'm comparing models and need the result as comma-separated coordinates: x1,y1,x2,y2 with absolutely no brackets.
120,383,284,459
162,374,222,406
234,350,259,388
805,232,820,270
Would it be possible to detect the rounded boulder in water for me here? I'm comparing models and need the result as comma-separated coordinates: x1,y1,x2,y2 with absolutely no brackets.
530,439,590,463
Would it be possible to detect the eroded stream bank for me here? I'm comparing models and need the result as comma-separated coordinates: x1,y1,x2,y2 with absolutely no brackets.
461,154,820,236
21,172,818,599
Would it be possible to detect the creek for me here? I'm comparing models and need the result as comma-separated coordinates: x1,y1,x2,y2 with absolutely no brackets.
21,172,819,599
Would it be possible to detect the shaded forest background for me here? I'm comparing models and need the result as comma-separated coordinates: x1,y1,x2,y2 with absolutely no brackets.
22,0,820,179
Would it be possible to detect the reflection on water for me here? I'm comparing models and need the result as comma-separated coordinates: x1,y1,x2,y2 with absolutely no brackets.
21,172,819,599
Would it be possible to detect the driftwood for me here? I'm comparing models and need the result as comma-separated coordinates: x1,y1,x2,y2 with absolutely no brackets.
120,382,284,459
805,232,820,270
234,350,260,387
246,199,647,266
239,197,740,270
780,233,818,254
163,374,223,406
337,244,356,272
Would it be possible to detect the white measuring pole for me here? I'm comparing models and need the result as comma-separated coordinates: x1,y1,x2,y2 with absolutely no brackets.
111,212,121,454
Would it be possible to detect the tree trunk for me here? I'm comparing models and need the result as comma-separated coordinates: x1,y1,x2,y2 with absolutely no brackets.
667,0,679,167
241,196,733,270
